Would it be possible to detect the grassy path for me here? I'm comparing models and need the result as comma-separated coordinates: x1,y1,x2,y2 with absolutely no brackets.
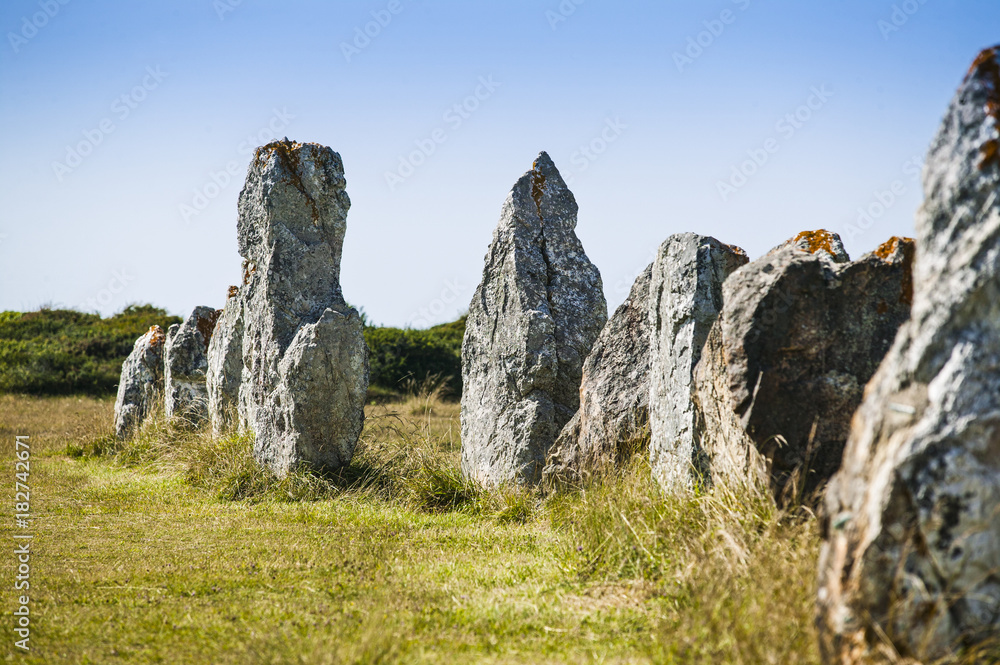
0,396,820,664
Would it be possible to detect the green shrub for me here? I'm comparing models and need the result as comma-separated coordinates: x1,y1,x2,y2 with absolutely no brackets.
0,304,468,401
363,317,465,398
0,305,181,396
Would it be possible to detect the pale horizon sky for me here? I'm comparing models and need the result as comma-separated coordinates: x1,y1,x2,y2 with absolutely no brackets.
1,0,997,327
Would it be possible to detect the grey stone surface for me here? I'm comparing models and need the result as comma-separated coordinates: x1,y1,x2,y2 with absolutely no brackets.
647,234,749,492
207,286,245,436
542,263,653,487
461,152,608,487
113,325,167,440
719,232,913,502
689,320,769,493
818,46,1000,663
237,139,369,477
164,306,220,424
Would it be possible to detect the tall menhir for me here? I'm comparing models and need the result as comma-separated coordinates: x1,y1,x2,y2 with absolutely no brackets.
236,139,369,477
461,152,608,486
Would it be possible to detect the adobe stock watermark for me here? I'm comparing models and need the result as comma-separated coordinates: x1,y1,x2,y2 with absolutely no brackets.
51,66,168,182
7,0,71,54
546,0,586,31
840,155,922,243
716,84,834,202
673,0,752,73
213,0,243,21
384,75,502,192
407,279,467,328
877,0,930,41
13,435,32,652
179,108,294,224
563,117,627,185
341,0,405,62
77,269,134,312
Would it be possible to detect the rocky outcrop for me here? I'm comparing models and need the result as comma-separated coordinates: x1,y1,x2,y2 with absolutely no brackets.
164,306,220,424
647,234,749,491
237,139,369,477
207,286,245,436
818,46,1000,663
718,233,913,502
461,152,608,487
542,263,653,487
113,325,166,439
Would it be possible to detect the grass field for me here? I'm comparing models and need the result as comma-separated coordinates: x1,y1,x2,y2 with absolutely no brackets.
0,393,832,664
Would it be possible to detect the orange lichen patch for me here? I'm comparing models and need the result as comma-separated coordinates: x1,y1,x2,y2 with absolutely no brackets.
197,310,222,351
874,236,916,305
242,260,256,285
965,46,1000,82
254,138,305,167
724,243,748,258
965,46,998,83
873,236,913,261
147,325,166,349
981,139,999,171
966,47,1000,171
530,161,546,218
255,138,321,224
793,229,839,256
227,285,239,300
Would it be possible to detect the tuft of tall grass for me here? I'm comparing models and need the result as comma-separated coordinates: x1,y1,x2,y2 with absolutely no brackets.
548,457,821,663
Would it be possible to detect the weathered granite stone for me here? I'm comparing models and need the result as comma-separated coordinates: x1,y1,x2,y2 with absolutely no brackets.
207,286,244,436
461,152,608,487
237,139,369,477
818,46,1000,663
689,320,769,493
164,306,220,424
647,234,749,491
719,232,913,502
542,263,653,487
113,325,166,439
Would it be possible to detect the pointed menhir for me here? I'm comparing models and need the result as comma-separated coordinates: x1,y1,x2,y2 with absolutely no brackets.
461,152,608,486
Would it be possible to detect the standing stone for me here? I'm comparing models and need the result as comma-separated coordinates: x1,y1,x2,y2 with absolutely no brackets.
648,234,749,491
237,139,369,477
114,325,166,440
164,306,220,424
718,232,913,502
818,46,1000,662
207,286,245,437
461,152,607,487
542,263,653,487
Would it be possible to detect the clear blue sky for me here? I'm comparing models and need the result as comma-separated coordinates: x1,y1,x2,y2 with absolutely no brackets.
1,0,997,327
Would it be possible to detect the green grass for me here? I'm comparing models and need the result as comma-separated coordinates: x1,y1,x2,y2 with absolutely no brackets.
12,394,996,664
0,394,829,664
